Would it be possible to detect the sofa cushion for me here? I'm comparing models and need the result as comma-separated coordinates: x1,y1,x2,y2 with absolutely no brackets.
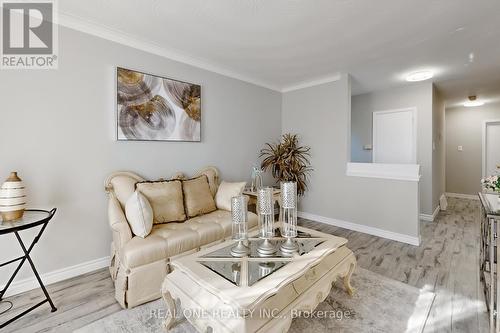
188,210,258,237
182,176,217,218
151,221,223,255
121,210,259,268
215,181,247,211
194,167,219,197
136,180,186,224
121,235,168,269
125,191,153,238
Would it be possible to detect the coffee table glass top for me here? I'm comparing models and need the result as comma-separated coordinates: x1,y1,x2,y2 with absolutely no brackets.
197,235,327,287
200,239,325,259
198,261,242,285
247,261,288,286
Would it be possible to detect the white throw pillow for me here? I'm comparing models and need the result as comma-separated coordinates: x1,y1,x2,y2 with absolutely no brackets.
125,191,153,238
215,181,247,211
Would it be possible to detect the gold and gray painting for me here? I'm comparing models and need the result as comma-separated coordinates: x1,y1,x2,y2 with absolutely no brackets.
117,67,201,141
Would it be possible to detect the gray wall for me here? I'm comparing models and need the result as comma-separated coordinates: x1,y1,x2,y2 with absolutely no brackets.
446,102,500,194
432,86,446,210
350,83,434,215
0,26,281,283
282,75,420,240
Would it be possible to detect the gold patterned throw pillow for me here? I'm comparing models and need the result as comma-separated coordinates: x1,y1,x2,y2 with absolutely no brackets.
182,175,217,218
135,180,186,224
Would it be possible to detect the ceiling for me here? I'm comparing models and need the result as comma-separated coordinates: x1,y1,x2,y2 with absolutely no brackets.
58,0,500,106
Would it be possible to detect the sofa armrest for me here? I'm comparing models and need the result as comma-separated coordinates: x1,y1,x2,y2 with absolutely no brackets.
108,192,133,250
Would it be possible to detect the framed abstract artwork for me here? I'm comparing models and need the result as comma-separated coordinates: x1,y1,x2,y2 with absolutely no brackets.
116,67,201,142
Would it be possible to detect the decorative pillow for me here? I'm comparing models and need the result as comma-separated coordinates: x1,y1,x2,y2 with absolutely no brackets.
125,191,153,238
182,175,217,218
215,181,247,211
194,167,219,197
136,180,186,224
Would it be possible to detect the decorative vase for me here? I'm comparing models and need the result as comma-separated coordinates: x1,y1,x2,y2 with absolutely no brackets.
0,172,26,221
251,166,263,192
230,195,249,257
280,181,298,254
257,187,276,256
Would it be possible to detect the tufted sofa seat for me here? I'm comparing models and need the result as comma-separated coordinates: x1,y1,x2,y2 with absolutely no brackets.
104,167,257,309
121,210,257,269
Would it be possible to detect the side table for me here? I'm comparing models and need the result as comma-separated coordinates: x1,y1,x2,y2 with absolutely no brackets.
0,209,57,329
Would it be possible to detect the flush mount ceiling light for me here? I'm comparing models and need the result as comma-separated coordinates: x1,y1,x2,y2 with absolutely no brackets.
463,95,485,107
405,70,434,82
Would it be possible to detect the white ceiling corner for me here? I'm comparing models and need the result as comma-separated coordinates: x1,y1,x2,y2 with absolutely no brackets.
281,74,342,93
57,11,283,92
56,1,500,103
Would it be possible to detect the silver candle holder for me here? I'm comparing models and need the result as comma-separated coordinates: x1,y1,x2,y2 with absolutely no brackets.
257,187,276,256
230,195,249,257
280,182,298,254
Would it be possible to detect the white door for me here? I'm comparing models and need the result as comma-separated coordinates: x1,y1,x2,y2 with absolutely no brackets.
373,108,417,164
484,121,500,176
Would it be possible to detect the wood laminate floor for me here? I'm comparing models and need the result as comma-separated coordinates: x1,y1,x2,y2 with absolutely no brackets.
0,197,489,332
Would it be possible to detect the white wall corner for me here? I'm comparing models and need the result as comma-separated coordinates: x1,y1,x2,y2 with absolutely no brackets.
298,211,420,246
420,205,440,222
0,256,110,298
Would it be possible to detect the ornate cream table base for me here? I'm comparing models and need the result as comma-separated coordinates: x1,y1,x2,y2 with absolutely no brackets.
161,225,356,333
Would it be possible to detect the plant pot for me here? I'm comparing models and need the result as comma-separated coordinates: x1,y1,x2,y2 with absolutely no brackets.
0,172,26,221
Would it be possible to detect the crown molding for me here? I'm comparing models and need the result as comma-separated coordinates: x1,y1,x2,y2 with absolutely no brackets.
281,73,342,93
56,12,282,92
51,11,344,94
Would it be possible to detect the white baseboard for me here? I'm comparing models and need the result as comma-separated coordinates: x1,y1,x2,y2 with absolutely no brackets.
420,205,440,222
1,256,110,298
445,192,479,200
298,211,420,246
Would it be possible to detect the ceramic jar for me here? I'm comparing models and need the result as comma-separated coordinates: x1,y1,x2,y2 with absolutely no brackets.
0,172,26,221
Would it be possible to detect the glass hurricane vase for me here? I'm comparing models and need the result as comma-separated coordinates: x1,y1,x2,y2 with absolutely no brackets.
280,181,298,254
257,187,276,256
230,195,249,257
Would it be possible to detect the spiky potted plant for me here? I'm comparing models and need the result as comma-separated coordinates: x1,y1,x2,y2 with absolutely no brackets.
260,134,312,196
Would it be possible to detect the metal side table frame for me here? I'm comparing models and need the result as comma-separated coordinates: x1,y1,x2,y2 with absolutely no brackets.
0,209,57,329
479,193,500,333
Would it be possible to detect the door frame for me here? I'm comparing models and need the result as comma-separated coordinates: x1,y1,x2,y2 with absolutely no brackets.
372,107,417,164
482,119,500,177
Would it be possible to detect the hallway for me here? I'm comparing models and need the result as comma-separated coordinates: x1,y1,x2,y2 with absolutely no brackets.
299,197,488,332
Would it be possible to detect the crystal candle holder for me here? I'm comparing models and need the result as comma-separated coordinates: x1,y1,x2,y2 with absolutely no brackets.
280,182,298,254
230,195,249,257
257,187,276,256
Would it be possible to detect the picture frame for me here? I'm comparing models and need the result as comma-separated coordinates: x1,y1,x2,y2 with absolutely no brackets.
116,67,201,142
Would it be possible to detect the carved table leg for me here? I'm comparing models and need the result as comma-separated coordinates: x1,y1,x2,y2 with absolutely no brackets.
162,291,177,331
343,262,356,296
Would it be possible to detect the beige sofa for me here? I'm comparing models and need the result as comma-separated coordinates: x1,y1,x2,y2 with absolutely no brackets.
104,166,258,308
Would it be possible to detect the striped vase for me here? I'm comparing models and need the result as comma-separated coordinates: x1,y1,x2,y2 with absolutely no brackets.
0,172,26,221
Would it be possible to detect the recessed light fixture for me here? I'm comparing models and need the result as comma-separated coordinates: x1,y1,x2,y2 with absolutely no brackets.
406,70,434,82
463,95,485,107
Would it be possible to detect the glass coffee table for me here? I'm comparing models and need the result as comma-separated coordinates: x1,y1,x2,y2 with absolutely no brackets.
161,224,356,333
